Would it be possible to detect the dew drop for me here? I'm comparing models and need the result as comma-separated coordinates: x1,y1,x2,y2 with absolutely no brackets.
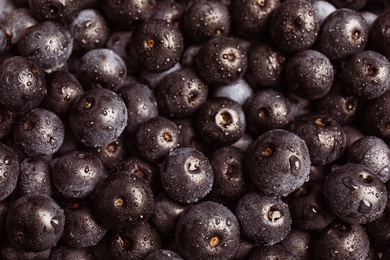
358,199,372,214
342,177,358,191
289,155,301,176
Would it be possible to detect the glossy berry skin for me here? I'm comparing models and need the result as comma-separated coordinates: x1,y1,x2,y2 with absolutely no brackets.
174,118,210,156
244,89,293,136
236,192,292,245
208,146,250,204
196,98,246,147
128,20,183,72
347,136,390,183
17,21,73,72
118,156,162,195
93,171,154,230
287,181,334,231
315,82,360,125
311,220,370,260
246,129,311,197
6,194,65,252
156,68,208,118
341,50,390,99
324,163,387,224
88,137,127,173
144,249,183,260
0,56,46,112
13,108,65,157
71,9,110,55
318,8,369,60
135,116,180,163
108,222,161,260
42,70,84,117
117,82,158,133
77,48,127,90
151,0,185,28
245,40,287,89
150,192,192,237
28,0,80,24
361,90,390,142
183,0,230,43
69,88,128,147
286,49,334,100
61,199,107,248
52,151,106,198
230,0,280,39
288,113,346,165
2,8,38,45
161,147,213,203
269,0,320,52
280,228,311,260
18,157,53,197
0,142,19,201
369,10,390,61
175,201,240,260
100,0,156,30
196,36,247,86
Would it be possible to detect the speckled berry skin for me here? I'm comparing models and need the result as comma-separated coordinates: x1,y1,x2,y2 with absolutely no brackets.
230,0,280,39
77,48,127,90
183,0,230,43
69,88,127,147
324,163,387,224
318,8,369,60
13,108,65,157
175,201,240,260
28,0,80,24
286,49,334,100
196,97,246,147
269,0,320,52
135,116,180,163
93,171,154,231
244,89,293,136
156,68,208,118
196,36,247,86
341,50,390,99
71,9,110,54
100,0,156,30
6,194,65,252
311,220,370,260
128,19,183,72
0,142,19,201
246,129,311,197
0,56,46,112
61,199,107,248
347,136,390,183
288,113,346,165
161,147,214,203
287,181,335,231
236,192,292,245
117,82,158,133
52,151,107,198
361,90,390,142
17,21,73,72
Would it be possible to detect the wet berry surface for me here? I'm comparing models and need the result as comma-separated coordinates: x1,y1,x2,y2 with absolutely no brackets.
0,0,390,259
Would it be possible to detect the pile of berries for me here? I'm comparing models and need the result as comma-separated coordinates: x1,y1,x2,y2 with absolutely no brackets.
0,0,389,259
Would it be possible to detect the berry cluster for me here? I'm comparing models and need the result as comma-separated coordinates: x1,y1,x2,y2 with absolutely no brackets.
0,0,389,259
